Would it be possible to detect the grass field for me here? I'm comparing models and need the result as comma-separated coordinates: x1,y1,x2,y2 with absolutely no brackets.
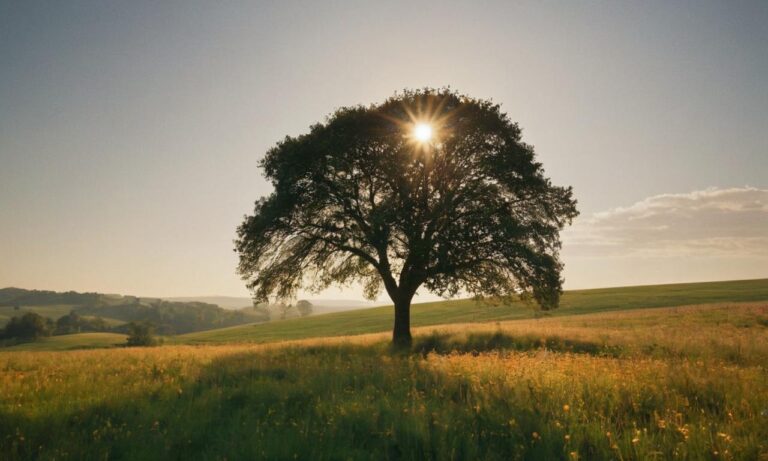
0,305,127,330
178,278,768,345
2,332,128,352
0,305,75,326
3,279,766,352
1,299,767,460
2,280,766,459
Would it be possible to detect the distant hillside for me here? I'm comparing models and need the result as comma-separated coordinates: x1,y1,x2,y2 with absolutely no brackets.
0,288,269,335
178,278,768,345
164,296,254,310
311,299,381,313
0,288,106,307
1,332,128,351
164,296,380,314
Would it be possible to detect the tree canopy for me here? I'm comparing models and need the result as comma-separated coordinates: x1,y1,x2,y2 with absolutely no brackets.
296,300,313,317
236,88,578,345
1,312,52,341
126,321,158,347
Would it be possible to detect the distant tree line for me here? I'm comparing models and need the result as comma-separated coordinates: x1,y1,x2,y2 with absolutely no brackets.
53,311,110,334
0,288,269,335
0,312,53,342
0,288,272,345
0,289,321,346
0,288,102,307
0,310,112,344
260,299,313,320
78,300,267,335
0,312,161,348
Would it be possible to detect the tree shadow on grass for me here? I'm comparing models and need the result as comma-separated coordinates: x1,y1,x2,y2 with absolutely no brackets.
2,336,731,461
412,330,624,357
0,344,571,460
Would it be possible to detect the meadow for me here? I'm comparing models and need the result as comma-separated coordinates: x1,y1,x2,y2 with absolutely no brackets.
4,279,765,351
1,300,766,460
178,278,768,345
1,332,127,352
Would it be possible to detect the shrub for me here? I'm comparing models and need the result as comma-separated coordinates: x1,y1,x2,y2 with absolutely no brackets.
126,321,158,347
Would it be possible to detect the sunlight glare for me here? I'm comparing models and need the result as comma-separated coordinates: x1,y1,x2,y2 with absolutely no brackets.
414,123,433,142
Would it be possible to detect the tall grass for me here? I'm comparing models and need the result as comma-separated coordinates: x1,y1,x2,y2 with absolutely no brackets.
178,278,768,345
1,303,766,460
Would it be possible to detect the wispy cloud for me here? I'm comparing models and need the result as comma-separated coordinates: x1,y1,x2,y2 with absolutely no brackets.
563,187,768,258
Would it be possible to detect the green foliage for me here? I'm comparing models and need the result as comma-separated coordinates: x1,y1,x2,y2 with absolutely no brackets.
296,299,313,317
0,305,76,328
125,322,158,347
237,88,578,343
54,311,110,335
0,313,52,341
0,288,102,307
81,300,258,335
54,311,82,334
0,288,267,335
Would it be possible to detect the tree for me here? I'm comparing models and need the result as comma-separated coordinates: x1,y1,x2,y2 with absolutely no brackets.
88,316,109,332
296,299,313,317
252,303,272,322
126,321,157,347
276,302,292,320
236,88,578,346
55,310,82,335
1,312,53,340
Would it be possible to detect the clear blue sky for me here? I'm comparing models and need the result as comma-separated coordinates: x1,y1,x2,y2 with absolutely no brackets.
1,1,766,299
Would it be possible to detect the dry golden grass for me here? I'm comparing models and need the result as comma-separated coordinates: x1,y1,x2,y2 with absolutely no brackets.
1,301,766,460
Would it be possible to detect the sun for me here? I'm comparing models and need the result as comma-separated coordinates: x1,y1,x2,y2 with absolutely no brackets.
413,123,433,142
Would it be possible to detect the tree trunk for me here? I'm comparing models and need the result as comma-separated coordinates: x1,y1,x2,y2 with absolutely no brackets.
392,296,412,347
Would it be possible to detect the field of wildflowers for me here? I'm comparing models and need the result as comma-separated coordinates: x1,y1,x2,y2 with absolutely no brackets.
1,302,766,460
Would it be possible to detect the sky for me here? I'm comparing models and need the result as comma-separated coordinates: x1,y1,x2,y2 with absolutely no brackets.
1,1,766,301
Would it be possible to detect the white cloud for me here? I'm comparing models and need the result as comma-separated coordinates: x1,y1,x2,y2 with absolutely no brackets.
563,187,768,258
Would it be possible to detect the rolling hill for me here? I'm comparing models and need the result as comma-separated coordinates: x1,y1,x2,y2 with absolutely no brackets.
0,288,269,334
177,278,768,344
0,304,85,325
164,296,380,313
1,332,128,351
3,300,765,458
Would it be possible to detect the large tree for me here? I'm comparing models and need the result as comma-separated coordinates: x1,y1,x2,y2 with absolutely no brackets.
236,89,578,346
